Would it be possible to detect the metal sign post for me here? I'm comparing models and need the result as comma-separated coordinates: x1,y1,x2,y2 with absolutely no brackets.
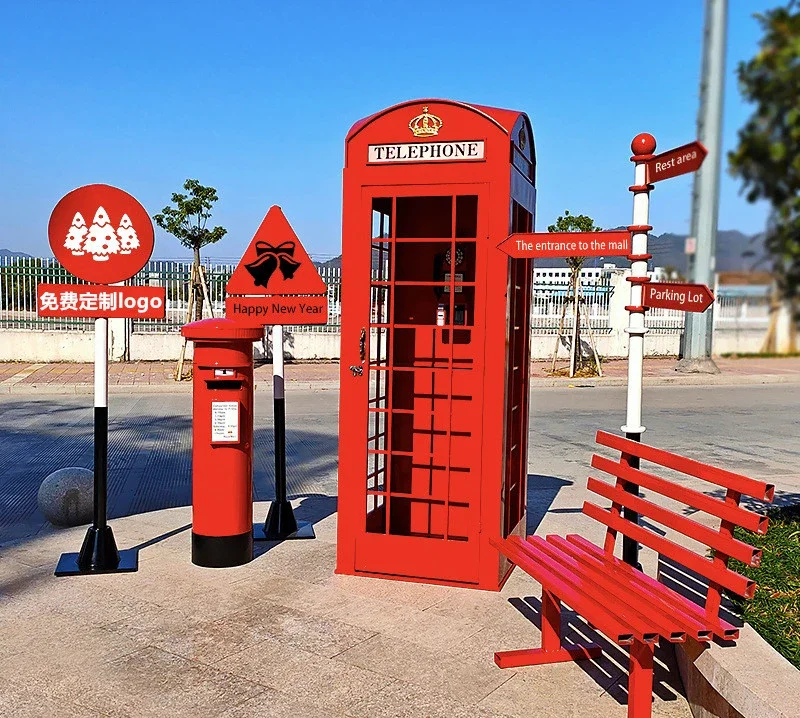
259,324,315,540
49,184,158,576
225,206,328,541
620,134,657,568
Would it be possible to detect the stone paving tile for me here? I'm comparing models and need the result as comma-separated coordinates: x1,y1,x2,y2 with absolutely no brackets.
0,679,103,718
335,633,514,705
478,664,625,718
423,583,534,629
215,637,397,715
325,572,453,610
244,538,340,584
62,645,264,718
217,687,348,718
0,619,144,705
221,600,376,658
340,679,518,718
375,605,484,651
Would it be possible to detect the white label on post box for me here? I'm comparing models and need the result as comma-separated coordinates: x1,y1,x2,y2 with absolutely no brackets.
211,401,239,443
214,369,235,377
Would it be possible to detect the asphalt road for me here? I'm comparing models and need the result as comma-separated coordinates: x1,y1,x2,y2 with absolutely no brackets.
1,384,797,540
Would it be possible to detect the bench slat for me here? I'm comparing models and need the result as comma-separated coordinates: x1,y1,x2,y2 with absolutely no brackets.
565,535,741,640
513,537,660,643
492,536,643,645
583,502,756,598
552,535,739,640
595,430,775,501
591,454,769,534
529,536,687,642
587,477,762,566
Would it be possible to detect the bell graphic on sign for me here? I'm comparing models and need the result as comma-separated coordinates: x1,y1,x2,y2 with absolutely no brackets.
84,207,120,262
64,212,88,256
244,241,301,288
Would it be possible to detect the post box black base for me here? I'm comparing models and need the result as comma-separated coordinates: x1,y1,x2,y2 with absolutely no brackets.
192,531,253,568
55,526,139,576
253,500,315,541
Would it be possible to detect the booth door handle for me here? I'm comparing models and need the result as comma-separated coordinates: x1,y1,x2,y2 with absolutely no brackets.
359,327,366,362
349,365,363,377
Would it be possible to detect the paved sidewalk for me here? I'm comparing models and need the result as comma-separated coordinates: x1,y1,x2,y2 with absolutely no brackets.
2,356,800,393
0,505,691,718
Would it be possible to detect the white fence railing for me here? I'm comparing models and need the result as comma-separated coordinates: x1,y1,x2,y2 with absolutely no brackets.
0,255,770,336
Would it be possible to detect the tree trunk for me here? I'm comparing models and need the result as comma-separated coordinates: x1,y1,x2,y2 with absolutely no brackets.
569,269,581,377
193,246,203,322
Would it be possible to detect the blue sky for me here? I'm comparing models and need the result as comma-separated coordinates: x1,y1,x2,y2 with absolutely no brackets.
0,0,776,259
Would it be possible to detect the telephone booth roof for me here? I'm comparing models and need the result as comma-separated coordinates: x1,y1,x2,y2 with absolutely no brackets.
345,98,535,175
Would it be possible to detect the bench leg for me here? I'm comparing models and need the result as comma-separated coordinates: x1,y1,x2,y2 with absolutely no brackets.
627,639,654,718
494,590,602,668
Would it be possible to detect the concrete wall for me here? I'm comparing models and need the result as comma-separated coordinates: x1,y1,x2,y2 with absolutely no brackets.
0,271,791,363
2,325,774,363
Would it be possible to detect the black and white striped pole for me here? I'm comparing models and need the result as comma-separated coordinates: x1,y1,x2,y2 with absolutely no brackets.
55,317,139,575
254,324,315,540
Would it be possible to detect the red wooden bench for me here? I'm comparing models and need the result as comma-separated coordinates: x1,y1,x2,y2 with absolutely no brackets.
491,430,775,718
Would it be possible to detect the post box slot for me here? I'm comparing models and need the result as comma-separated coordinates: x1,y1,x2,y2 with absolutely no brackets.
206,379,243,390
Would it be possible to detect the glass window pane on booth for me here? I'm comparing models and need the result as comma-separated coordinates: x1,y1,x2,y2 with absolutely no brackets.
395,196,452,238
455,196,478,238
372,198,392,239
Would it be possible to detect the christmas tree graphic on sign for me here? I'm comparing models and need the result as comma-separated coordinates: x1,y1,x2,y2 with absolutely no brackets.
64,207,140,261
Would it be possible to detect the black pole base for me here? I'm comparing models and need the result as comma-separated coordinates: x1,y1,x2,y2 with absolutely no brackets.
254,500,315,541
55,525,138,576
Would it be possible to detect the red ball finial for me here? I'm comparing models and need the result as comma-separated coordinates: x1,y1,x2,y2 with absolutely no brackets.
631,133,656,155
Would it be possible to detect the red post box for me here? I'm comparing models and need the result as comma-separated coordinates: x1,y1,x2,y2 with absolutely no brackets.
337,99,536,590
181,318,263,567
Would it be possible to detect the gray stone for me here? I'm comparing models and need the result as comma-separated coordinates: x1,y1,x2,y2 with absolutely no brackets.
37,467,93,527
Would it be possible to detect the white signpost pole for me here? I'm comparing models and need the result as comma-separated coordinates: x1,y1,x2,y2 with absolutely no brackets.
57,315,137,575
620,133,656,567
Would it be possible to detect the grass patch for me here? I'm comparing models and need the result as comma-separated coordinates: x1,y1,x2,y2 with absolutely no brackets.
729,505,800,669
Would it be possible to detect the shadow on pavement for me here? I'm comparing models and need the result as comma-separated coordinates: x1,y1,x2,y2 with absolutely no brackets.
510,594,686,706
0,398,338,543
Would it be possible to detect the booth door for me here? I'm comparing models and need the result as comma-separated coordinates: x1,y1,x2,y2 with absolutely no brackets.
355,184,487,585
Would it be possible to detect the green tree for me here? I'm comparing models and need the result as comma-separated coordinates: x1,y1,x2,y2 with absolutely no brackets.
547,210,603,376
153,179,227,320
729,2,800,319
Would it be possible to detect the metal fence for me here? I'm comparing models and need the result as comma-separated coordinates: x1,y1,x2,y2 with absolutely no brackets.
530,267,613,335
0,255,771,335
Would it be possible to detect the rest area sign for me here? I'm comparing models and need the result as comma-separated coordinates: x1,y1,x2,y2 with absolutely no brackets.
225,206,328,325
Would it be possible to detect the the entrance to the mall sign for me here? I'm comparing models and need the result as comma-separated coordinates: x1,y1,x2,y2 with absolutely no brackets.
336,99,536,590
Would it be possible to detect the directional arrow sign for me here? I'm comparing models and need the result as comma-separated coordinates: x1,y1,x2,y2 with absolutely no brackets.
497,230,630,259
646,141,707,184
643,282,714,312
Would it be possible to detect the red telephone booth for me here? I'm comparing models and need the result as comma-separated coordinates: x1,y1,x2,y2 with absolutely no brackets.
336,99,536,590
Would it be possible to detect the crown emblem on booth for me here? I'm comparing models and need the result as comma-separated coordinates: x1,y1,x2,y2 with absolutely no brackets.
409,106,443,137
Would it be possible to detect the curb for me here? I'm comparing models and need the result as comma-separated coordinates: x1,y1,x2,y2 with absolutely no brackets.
528,374,800,388
3,375,799,395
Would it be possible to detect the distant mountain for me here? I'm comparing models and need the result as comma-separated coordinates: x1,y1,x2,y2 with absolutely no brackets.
306,230,766,274
0,249,33,258
315,256,342,269
649,230,766,273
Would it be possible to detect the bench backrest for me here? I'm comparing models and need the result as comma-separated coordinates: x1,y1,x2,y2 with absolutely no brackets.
587,430,775,620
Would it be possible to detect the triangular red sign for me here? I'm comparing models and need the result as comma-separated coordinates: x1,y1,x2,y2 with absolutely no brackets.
226,206,326,296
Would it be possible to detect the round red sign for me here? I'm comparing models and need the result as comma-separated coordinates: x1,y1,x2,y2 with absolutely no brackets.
48,184,155,284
